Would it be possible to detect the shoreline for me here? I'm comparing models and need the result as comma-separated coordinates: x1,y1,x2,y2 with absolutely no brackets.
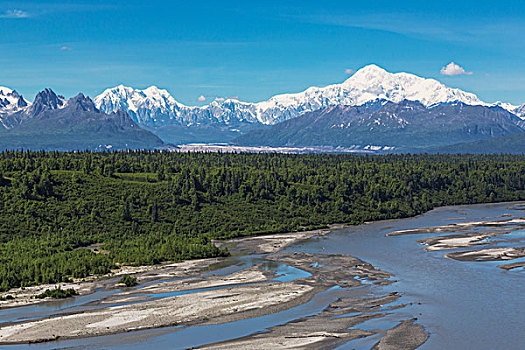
1,200,523,347
0,258,224,311
0,224,346,310
2,199,523,308
0,231,396,346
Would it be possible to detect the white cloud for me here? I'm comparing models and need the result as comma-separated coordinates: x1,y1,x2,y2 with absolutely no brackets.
440,62,473,76
0,9,29,18
344,68,355,74
197,95,206,102
60,46,72,51
214,97,225,102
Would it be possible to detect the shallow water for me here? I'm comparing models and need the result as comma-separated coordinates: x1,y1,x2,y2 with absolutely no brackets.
0,287,121,326
2,202,524,349
300,202,525,349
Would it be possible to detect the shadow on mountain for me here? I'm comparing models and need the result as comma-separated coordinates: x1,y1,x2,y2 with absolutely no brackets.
234,100,524,153
0,89,163,151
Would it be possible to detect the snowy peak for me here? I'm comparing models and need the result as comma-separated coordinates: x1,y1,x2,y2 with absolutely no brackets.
249,64,488,125
92,64,523,127
94,85,139,113
94,85,185,124
0,86,30,115
344,64,389,83
340,64,484,107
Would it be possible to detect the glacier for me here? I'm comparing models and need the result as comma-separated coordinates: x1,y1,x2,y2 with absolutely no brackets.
93,64,525,127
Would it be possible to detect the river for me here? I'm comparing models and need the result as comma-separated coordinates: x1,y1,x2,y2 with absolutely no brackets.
1,202,524,349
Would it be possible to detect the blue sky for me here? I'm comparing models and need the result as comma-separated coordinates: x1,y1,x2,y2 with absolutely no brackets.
1,0,524,105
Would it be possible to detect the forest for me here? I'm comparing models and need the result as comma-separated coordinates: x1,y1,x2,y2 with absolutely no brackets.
0,150,524,291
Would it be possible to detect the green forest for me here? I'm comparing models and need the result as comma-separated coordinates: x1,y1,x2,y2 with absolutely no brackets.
0,151,524,291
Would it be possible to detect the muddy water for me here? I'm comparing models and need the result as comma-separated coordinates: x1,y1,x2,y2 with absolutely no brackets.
2,202,524,349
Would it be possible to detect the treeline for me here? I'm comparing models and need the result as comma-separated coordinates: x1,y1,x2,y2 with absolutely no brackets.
0,150,524,291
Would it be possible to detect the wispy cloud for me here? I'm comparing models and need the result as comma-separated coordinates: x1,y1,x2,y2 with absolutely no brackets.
0,3,121,19
0,9,29,18
344,68,355,75
290,12,525,50
440,62,473,76
60,46,72,51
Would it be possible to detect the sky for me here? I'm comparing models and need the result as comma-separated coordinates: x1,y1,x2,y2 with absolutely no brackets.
1,0,525,106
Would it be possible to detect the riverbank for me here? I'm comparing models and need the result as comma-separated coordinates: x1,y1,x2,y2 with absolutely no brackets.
1,201,522,308
4,201,523,348
0,225,345,310
0,258,224,310
0,222,430,349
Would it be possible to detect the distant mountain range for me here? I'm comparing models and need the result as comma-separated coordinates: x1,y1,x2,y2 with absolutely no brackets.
234,100,524,152
0,89,163,151
93,65,525,128
1,64,524,152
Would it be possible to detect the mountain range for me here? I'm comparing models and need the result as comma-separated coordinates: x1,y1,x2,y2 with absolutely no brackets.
0,89,163,151
1,64,524,152
234,100,524,152
94,65,525,127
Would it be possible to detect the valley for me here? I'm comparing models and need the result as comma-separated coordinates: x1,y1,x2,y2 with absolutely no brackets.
3,2,525,349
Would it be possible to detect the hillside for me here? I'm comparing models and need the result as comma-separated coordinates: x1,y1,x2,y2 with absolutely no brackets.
429,132,525,154
234,100,524,151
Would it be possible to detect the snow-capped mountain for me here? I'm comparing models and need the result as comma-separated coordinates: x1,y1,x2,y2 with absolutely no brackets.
0,88,163,150
94,65,522,127
235,100,525,151
2,64,523,147
94,85,260,127
0,87,30,128
94,85,187,125
496,102,525,118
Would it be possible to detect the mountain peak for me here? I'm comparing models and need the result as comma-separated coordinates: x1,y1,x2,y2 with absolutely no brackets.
94,84,185,125
0,86,14,96
343,64,390,83
338,64,485,108
354,64,388,75
144,85,164,93
67,93,98,112
109,85,134,96
142,86,175,100
31,88,65,114
94,65,522,127
0,86,30,115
